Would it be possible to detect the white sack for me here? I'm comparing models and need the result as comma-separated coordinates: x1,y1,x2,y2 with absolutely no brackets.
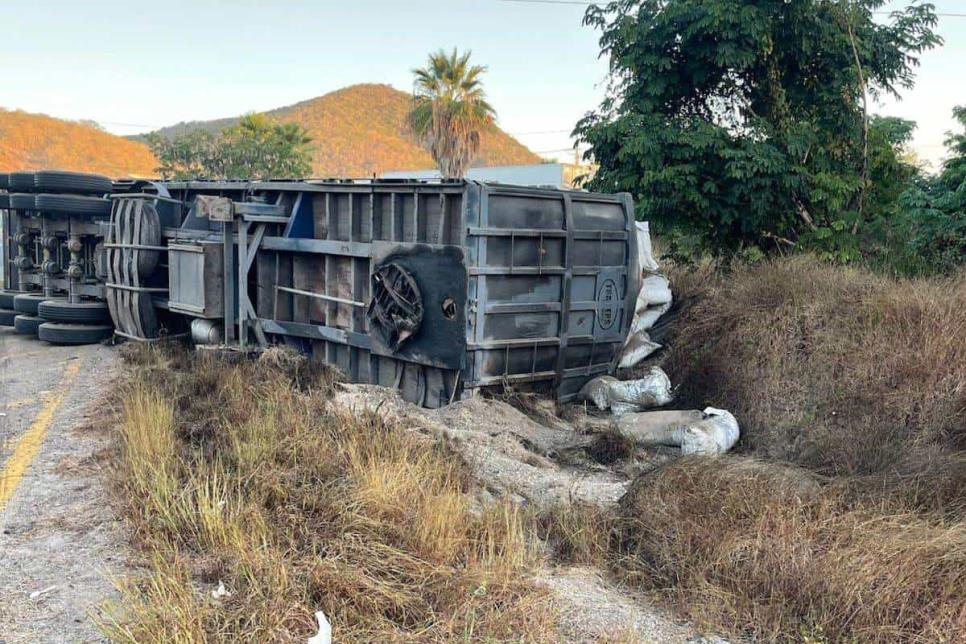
637,274,672,309
636,221,660,273
618,331,662,369
630,301,672,335
579,367,673,414
613,407,739,455
620,222,672,369
615,409,704,445
681,407,740,455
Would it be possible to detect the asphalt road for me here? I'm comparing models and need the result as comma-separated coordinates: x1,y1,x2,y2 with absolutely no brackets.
0,327,122,643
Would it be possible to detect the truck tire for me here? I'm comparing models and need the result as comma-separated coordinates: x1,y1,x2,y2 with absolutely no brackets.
34,170,113,195
13,293,49,315
13,314,43,335
0,308,17,326
35,194,111,217
8,172,36,192
8,193,37,211
38,322,113,345
38,299,111,323
0,289,21,309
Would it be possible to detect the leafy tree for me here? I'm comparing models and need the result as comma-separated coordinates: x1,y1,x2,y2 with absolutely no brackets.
898,106,966,273
146,114,313,180
576,0,940,259
409,48,496,177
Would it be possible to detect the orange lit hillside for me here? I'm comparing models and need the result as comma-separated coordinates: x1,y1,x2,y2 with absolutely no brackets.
149,84,542,176
0,109,157,177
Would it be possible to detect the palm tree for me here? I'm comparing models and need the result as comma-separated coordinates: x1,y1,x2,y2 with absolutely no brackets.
409,48,496,178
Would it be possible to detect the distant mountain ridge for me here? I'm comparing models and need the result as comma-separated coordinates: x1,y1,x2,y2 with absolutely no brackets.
0,84,540,178
0,109,157,176
142,83,541,177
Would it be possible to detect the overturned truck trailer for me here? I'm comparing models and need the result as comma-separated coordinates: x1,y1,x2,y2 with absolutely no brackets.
5,175,640,407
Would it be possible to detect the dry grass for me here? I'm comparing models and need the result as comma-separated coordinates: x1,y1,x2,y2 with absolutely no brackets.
663,255,966,476
599,256,966,642
98,344,557,642
615,457,966,643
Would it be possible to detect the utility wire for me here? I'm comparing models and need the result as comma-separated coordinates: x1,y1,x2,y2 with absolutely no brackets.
498,0,966,16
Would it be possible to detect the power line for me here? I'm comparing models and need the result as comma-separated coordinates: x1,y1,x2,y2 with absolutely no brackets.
498,0,966,16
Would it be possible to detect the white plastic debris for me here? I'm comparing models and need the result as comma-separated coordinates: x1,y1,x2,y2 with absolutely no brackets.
613,407,739,455
579,367,673,415
307,610,332,644
29,585,57,600
211,581,231,600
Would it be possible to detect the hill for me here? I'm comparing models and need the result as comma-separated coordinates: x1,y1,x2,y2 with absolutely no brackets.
0,109,157,177
145,84,542,176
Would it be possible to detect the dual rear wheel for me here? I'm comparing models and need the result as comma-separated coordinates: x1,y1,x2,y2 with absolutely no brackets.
0,292,114,344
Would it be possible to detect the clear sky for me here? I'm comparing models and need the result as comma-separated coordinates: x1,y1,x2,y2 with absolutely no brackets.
1,0,962,168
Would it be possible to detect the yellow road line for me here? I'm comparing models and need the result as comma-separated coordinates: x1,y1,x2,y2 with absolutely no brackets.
0,359,83,511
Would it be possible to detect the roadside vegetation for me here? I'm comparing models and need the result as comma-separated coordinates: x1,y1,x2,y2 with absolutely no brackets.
578,0,964,276
101,2,966,642
600,257,966,642
146,113,314,180
98,346,557,641
408,48,496,178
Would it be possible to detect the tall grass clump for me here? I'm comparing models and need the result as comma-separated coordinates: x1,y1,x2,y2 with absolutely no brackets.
602,256,966,642
614,456,966,643
664,255,966,476
98,344,555,642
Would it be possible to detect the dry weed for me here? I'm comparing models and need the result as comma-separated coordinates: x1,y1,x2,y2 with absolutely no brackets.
663,255,966,475
614,456,966,642
99,344,557,642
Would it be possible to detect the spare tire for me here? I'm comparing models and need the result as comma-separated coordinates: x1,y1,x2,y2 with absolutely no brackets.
8,193,37,211
35,194,111,217
8,172,36,192
13,293,50,315
0,308,17,326
34,170,113,195
38,322,113,345
13,314,43,335
38,299,111,323
0,289,21,309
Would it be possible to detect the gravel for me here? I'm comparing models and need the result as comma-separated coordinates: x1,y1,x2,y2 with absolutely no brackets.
0,330,124,643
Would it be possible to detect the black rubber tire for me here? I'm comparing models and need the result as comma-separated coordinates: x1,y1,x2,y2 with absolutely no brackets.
0,172,8,189
8,172,36,192
38,322,114,345
13,293,49,315
0,290,20,309
0,193,8,209
0,308,17,326
38,299,111,323
13,314,43,335
8,193,37,211
34,170,113,195
35,194,111,217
